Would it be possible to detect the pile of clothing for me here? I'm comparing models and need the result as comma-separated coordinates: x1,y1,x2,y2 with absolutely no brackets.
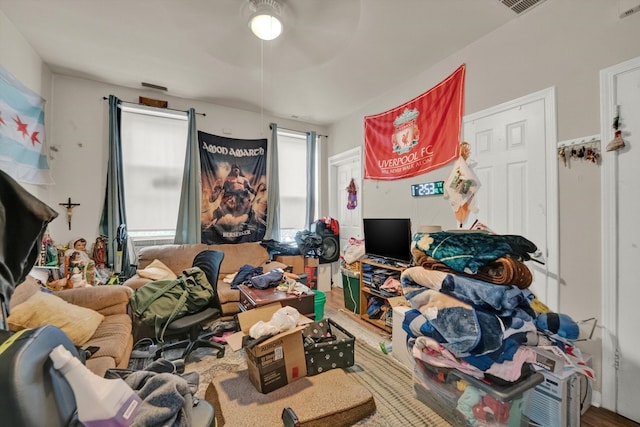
402,231,594,384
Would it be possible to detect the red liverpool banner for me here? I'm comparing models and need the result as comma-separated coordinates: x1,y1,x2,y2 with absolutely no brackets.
364,64,465,180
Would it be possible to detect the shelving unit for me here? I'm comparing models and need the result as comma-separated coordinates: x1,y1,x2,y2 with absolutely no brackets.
359,259,406,333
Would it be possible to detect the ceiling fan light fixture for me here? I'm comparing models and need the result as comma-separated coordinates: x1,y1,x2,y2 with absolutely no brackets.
248,0,283,41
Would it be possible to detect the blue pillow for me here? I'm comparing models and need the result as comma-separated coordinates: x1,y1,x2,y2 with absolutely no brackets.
535,312,579,340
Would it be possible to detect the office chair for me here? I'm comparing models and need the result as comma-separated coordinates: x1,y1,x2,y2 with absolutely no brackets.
155,250,226,360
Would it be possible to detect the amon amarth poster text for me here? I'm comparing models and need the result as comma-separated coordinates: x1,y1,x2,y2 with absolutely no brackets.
199,131,267,244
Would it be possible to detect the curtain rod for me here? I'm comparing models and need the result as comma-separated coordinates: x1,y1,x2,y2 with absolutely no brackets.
102,97,206,116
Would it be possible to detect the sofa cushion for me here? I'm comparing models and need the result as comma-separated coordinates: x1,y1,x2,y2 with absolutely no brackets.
215,242,270,274
137,242,269,275
83,313,132,365
56,284,133,316
137,243,210,273
7,290,104,346
137,259,177,281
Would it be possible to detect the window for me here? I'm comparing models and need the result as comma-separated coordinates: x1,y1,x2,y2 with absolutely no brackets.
120,105,188,242
277,129,319,242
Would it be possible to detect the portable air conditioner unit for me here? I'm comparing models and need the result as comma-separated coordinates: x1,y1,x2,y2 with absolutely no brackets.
522,370,582,427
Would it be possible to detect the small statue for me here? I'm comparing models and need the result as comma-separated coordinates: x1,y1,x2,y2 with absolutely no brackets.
67,251,89,288
64,237,95,286
92,236,108,269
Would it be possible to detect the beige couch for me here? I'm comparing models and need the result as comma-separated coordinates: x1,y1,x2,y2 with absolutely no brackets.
123,242,271,317
9,276,134,377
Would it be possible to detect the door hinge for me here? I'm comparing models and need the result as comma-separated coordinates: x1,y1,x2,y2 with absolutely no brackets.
614,349,620,370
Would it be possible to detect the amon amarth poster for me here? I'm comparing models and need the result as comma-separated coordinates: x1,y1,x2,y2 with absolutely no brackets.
364,64,465,180
199,131,267,244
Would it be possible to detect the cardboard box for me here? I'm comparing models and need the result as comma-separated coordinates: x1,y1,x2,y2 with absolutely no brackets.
275,255,319,274
227,304,313,393
305,257,319,268
391,306,413,370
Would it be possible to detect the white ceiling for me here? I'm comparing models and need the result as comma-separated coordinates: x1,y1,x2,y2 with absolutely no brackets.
0,0,529,126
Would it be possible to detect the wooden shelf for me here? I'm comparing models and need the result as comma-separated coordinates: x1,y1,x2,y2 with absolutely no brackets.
358,259,406,333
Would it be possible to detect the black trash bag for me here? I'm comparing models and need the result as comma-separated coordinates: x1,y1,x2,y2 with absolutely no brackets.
295,230,323,257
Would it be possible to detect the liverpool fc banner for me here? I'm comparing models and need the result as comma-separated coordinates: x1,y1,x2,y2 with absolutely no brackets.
364,64,465,180
199,131,267,244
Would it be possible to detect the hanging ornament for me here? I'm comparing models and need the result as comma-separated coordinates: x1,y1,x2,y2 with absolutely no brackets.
606,106,625,152
444,146,480,226
606,130,625,152
558,146,567,166
459,141,471,161
346,178,357,210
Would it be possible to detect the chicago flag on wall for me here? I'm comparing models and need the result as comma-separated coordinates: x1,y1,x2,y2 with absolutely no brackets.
0,65,53,185
364,64,465,180
198,131,267,244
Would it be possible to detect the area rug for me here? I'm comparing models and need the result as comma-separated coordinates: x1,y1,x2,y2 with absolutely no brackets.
349,339,451,426
186,306,452,426
205,368,376,426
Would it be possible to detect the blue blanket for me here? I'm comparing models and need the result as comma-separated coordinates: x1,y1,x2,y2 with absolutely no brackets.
401,267,536,358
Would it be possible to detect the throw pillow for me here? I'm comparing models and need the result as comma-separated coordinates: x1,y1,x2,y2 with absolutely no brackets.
7,290,104,346
137,259,177,281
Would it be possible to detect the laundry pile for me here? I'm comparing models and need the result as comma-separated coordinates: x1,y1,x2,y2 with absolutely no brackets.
402,230,594,384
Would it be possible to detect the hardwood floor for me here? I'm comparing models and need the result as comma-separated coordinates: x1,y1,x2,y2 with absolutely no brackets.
324,286,640,427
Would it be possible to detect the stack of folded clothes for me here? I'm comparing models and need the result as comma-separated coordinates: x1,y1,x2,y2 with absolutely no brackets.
402,231,594,426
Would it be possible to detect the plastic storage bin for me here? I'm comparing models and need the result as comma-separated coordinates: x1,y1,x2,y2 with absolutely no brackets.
413,358,544,426
341,267,360,314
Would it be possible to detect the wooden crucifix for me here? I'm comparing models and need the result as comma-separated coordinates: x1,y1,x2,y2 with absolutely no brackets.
59,197,80,230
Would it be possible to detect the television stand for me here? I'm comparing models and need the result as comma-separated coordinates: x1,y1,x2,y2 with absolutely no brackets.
367,256,410,268
358,258,408,333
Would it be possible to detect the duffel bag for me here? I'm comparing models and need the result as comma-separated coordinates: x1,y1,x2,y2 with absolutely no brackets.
130,267,214,342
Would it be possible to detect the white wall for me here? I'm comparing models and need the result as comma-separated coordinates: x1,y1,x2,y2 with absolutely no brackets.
46,75,328,246
0,10,52,201
327,0,640,394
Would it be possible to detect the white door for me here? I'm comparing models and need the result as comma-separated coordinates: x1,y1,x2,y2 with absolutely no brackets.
329,147,362,287
463,88,559,311
601,56,640,423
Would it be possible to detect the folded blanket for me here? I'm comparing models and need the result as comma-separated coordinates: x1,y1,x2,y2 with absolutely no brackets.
412,231,537,274
412,247,533,289
440,274,536,323
401,267,539,357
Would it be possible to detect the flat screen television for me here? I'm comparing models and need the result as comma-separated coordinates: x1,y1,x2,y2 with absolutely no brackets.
362,218,412,265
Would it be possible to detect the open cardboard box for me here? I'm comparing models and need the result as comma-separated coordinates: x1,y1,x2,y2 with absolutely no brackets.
227,303,314,393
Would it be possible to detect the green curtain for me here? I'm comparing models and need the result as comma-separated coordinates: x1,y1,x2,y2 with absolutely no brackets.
264,122,280,241
305,131,317,226
99,95,136,278
174,108,201,244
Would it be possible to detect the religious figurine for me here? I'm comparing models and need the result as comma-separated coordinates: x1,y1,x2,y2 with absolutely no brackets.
92,236,108,269
64,237,95,286
67,251,89,288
